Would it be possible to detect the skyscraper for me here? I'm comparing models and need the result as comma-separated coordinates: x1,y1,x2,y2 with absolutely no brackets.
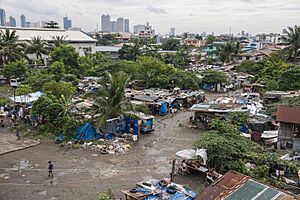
101,14,110,32
170,27,175,36
124,19,129,33
9,16,16,27
25,22,31,28
108,21,117,32
0,9,6,26
20,14,26,27
116,17,124,32
63,15,72,30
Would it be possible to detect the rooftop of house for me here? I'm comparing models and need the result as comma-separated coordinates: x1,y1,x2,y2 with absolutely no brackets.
0,26,96,42
276,105,300,125
95,46,122,52
197,171,295,200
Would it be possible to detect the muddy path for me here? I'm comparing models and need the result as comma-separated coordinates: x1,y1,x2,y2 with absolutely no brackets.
0,111,204,200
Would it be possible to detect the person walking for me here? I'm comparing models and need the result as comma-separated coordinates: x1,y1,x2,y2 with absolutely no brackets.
48,161,54,178
16,130,21,140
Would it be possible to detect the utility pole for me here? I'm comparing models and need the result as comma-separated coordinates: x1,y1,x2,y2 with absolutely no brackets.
170,159,176,182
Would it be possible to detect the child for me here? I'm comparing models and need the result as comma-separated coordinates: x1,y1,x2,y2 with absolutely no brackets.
48,161,54,178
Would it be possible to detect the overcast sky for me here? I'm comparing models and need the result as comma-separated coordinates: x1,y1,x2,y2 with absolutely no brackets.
1,0,299,35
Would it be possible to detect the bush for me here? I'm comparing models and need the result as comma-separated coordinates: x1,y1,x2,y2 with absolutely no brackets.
98,189,115,200
134,104,151,115
0,97,10,106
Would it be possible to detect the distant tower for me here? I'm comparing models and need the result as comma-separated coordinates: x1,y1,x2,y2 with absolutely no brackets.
9,16,16,27
63,15,72,30
0,8,6,26
170,27,175,36
101,14,110,32
20,14,26,27
116,17,124,32
124,19,130,32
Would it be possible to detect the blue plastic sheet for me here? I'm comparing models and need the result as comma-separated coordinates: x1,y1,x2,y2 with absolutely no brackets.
73,123,101,141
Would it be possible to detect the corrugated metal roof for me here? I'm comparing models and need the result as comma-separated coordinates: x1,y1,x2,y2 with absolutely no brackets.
197,171,295,200
276,105,300,124
225,180,279,200
0,27,96,42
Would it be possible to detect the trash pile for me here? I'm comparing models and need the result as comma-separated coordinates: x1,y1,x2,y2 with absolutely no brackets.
122,178,197,200
64,137,132,155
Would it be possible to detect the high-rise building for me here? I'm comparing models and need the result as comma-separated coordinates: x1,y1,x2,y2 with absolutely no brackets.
108,21,117,32
63,15,72,30
0,9,6,26
116,17,124,32
133,25,145,34
9,16,16,27
25,21,31,28
124,19,129,32
170,27,175,36
101,14,110,32
20,14,26,27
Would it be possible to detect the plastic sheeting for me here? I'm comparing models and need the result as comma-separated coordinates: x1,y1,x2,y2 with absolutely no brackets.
10,91,43,103
159,101,168,116
176,149,207,165
73,123,101,141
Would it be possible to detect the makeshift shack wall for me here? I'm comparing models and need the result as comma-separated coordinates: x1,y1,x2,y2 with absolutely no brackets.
277,122,294,149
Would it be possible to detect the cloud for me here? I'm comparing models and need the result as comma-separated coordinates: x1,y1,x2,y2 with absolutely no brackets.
146,6,167,14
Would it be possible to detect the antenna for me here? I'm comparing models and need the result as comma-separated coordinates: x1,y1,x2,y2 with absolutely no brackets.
229,26,231,36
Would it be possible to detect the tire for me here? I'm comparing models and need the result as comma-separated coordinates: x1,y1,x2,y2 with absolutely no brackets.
167,186,176,194
159,180,168,187
130,188,137,193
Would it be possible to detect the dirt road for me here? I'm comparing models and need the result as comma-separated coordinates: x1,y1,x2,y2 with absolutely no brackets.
0,111,203,200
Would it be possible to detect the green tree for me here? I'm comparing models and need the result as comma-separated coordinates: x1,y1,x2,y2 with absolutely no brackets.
3,60,29,79
42,80,76,99
194,119,255,173
0,29,25,64
206,35,216,44
93,71,131,127
235,60,258,75
50,45,79,69
50,61,66,81
118,44,141,61
161,38,181,51
26,36,48,64
219,41,239,63
285,25,300,63
201,69,229,89
24,72,55,91
50,36,67,48
277,65,300,90
16,84,32,96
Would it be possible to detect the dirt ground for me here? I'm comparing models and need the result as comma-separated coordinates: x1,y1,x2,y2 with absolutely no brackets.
0,111,204,200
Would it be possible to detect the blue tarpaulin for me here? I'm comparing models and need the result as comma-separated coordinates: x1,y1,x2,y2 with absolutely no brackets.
134,181,197,200
159,101,168,116
73,123,101,141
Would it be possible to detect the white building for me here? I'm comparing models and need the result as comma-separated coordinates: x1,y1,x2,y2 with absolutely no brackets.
0,27,97,56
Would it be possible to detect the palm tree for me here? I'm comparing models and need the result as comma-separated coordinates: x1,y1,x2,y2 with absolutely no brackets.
286,25,300,63
93,71,131,127
43,21,60,29
219,41,239,64
0,29,25,64
48,36,67,51
26,36,48,65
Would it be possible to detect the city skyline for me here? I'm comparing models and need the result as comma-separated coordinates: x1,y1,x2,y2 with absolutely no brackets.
0,0,299,34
